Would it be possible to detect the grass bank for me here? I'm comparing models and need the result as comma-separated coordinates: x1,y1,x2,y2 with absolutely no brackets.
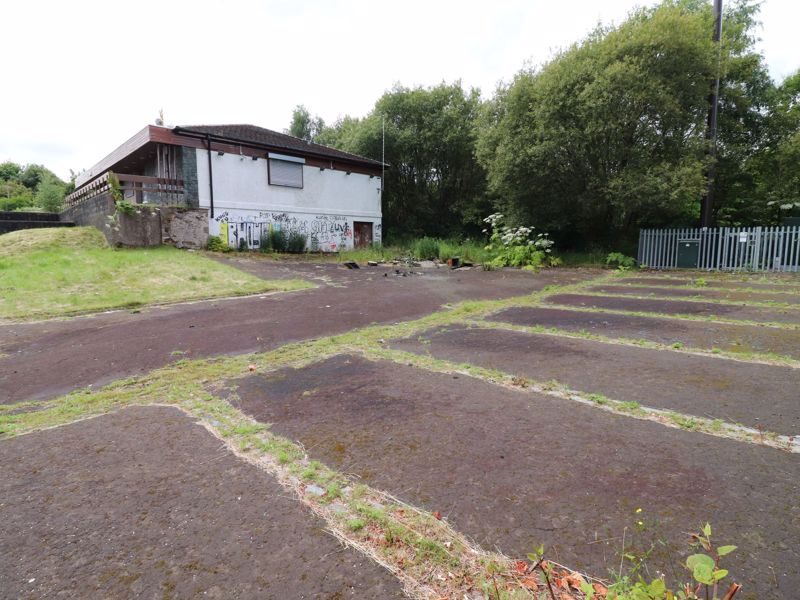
0,227,312,320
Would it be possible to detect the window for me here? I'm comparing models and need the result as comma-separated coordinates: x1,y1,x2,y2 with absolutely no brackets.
268,153,304,188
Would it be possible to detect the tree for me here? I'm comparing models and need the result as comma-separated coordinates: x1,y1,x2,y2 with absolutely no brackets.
477,0,784,249
35,175,67,213
286,105,325,142
320,82,490,239
0,161,22,182
746,70,800,219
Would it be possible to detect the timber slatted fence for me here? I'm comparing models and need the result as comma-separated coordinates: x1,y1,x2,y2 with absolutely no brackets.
638,226,800,272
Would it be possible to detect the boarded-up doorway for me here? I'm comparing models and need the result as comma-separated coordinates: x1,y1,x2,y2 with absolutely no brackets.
353,221,373,249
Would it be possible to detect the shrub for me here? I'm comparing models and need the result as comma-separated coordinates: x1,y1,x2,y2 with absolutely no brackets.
606,252,637,269
287,231,307,253
269,228,288,252
207,235,227,252
483,213,557,269
238,238,248,252
412,237,440,260
259,231,272,253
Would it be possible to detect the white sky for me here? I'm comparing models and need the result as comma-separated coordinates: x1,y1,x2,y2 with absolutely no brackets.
1,0,797,181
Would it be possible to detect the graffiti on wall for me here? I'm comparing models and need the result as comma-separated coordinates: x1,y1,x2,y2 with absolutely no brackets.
212,211,378,252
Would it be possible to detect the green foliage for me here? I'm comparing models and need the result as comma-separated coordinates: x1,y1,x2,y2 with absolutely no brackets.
483,213,557,268
296,2,791,247
108,172,123,203
477,2,721,248
606,252,637,270
0,180,35,211
0,161,68,212
114,200,137,216
35,175,67,213
0,227,309,319
411,237,440,260
260,227,288,253
206,235,227,252
315,82,490,237
286,231,307,253
599,520,739,600
286,104,325,142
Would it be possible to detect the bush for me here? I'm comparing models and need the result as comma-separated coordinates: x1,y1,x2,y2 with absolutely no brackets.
287,231,307,253
259,231,272,253
207,235,227,252
606,252,636,270
259,227,289,253
411,237,440,260
483,213,557,269
271,229,288,252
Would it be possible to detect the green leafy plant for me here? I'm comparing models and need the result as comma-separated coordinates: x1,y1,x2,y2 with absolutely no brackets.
206,235,227,252
108,171,123,203
287,231,307,253
114,200,137,216
601,521,739,600
483,213,557,269
412,237,440,260
269,227,288,253
606,252,637,270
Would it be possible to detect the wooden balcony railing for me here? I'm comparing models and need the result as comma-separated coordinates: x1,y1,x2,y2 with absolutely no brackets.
65,172,185,207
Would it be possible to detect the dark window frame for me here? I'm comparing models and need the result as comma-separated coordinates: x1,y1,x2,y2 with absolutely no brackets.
267,158,304,189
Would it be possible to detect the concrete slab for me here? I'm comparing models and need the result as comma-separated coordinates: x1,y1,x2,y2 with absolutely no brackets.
394,325,800,434
490,306,800,359
0,405,406,600
0,261,595,404
545,293,800,326
587,285,800,305
231,355,800,599
623,276,800,293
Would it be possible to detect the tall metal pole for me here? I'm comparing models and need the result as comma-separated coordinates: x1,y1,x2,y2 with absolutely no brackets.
701,0,723,227
381,115,385,196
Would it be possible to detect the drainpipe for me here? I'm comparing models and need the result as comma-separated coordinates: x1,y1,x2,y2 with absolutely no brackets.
205,134,215,218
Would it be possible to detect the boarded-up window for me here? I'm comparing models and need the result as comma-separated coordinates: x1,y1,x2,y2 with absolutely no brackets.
268,158,303,188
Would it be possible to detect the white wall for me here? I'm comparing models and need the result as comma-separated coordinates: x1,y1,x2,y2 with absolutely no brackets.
196,149,382,251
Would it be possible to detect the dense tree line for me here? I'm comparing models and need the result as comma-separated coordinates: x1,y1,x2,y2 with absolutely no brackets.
290,0,799,250
0,162,71,213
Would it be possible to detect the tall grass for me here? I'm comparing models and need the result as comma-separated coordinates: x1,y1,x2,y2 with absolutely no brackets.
336,237,490,264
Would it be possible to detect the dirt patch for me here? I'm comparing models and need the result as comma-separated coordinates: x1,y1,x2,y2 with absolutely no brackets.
394,325,800,435
0,262,595,404
491,306,800,359
588,285,800,305
0,405,406,600
230,355,799,599
545,293,800,325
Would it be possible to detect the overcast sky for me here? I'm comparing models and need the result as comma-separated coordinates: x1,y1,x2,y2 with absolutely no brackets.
1,0,797,181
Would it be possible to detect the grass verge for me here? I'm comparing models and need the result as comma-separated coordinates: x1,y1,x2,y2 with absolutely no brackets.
0,227,312,320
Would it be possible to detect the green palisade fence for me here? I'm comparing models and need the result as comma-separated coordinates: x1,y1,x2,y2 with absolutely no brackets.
637,226,800,272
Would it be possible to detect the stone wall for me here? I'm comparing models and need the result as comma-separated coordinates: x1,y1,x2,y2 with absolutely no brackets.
114,209,162,247
61,197,207,248
60,193,115,234
161,207,208,249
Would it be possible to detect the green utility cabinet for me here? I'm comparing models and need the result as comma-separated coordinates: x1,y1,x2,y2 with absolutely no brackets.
677,240,699,268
